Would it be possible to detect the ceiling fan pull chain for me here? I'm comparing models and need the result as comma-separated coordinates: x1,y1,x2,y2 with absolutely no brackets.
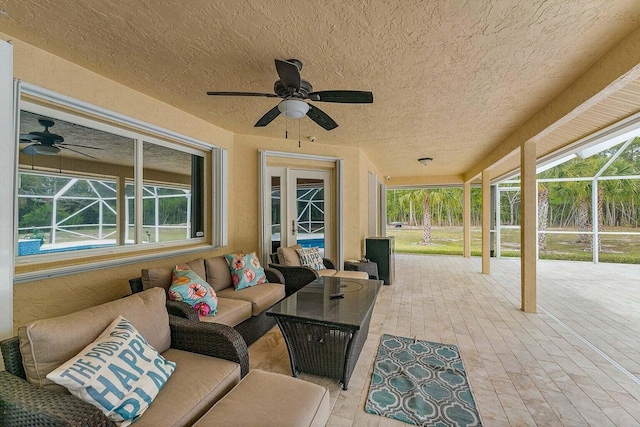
298,119,301,148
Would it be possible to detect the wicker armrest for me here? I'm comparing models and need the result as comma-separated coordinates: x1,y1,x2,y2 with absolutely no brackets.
268,263,320,296
166,300,199,321
264,267,285,284
323,258,337,270
168,315,249,377
0,371,114,427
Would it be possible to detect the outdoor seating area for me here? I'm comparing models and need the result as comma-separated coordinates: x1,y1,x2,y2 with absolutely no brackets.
0,287,331,426
4,3,640,427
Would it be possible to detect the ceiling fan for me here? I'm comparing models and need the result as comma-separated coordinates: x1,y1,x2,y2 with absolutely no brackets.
19,118,102,159
207,59,373,131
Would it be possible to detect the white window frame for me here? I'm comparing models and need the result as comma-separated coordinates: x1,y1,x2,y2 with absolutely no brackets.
14,82,227,282
1,40,15,358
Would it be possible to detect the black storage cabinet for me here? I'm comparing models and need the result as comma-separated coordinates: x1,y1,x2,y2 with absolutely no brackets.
365,237,395,285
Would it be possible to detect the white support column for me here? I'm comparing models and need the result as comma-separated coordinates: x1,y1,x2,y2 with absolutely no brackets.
463,181,471,258
521,140,537,313
0,40,14,368
482,169,491,274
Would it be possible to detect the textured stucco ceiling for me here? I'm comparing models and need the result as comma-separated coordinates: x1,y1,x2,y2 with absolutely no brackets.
2,0,640,180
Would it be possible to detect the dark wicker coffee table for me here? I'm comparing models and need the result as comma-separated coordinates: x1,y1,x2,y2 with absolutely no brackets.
267,276,382,390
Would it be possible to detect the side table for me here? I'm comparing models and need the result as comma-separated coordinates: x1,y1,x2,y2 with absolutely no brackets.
344,260,378,280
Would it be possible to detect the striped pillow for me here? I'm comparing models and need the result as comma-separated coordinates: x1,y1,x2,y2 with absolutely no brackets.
296,247,325,270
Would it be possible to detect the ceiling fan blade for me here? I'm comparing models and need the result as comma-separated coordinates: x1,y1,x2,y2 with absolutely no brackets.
254,105,282,127
207,91,280,98
308,90,373,103
306,105,338,131
19,134,41,142
58,145,99,159
275,59,301,92
58,143,103,150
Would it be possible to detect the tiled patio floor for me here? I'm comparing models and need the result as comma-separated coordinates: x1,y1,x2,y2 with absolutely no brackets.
249,254,640,426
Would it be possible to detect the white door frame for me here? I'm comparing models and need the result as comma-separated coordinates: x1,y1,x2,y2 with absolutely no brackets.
259,150,344,268
0,40,15,368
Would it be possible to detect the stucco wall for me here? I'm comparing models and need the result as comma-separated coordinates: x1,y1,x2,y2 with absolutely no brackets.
6,34,374,330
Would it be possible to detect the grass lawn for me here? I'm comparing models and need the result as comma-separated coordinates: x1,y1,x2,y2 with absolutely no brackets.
387,226,640,264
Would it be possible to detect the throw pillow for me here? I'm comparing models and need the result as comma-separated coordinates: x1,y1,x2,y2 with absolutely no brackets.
168,265,218,316
46,316,176,427
296,247,326,270
276,244,303,266
224,252,267,290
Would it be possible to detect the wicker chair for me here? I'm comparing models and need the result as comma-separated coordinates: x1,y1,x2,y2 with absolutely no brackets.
268,253,337,296
0,315,248,427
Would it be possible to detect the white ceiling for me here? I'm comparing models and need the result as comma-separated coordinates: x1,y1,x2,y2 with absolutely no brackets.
2,0,640,179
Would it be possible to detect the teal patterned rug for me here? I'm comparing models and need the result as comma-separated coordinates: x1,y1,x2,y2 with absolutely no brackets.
365,334,482,426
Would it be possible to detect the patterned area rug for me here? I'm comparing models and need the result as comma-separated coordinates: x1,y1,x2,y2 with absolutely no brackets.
365,334,482,426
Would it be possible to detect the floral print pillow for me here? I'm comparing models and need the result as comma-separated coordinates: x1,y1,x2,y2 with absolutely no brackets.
168,265,218,316
224,252,267,290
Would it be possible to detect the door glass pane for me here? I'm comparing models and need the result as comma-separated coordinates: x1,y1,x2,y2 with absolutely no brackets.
296,178,325,256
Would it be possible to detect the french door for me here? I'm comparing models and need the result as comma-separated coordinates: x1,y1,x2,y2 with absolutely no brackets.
268,167,332,259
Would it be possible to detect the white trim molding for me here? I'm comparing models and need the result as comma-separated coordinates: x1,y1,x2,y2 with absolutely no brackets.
0,41,15,365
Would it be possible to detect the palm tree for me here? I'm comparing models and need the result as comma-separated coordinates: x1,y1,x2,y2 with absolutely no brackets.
398,188,447,244
398,190,418,226
421,190,432,243
555,157,605,248
538,183,549,251
536,169,560,252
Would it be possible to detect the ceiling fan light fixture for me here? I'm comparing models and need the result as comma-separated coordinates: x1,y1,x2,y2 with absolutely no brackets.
418,157,433,165
278,99,309,119
23,144,60,156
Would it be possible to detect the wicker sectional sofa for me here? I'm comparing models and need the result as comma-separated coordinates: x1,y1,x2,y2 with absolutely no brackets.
129,256,286,346
0,288,330,426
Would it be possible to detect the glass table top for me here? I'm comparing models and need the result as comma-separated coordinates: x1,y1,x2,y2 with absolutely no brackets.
267,276,382,328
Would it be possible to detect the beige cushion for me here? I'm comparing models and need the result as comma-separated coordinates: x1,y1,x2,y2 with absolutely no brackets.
199,298,252,327
216,283,285,316
18,288,170,391
204,256,233,292
193,369,330,427
276,244,302,266
142,258,206,292
333,270,369,280
135,348,241,427
317,269,337,277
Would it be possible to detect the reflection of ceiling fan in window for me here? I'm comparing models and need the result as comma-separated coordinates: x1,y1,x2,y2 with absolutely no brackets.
19,118,102,159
